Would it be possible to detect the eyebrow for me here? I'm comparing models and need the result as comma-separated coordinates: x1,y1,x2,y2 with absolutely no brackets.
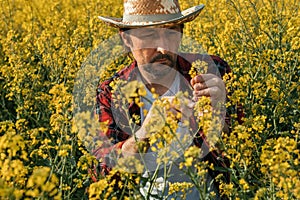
169,26,180,29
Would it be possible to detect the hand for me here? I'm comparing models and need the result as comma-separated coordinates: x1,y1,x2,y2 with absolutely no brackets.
190,74,226,106
160,96,194,122
135,96,194,138
122,96,195,157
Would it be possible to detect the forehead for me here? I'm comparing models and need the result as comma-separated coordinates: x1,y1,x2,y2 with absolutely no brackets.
125,25,182,35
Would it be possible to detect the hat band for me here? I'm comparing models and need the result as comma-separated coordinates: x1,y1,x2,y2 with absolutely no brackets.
123,13,182,23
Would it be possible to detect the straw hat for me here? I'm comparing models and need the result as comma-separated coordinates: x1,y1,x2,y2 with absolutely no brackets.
98,0,204,28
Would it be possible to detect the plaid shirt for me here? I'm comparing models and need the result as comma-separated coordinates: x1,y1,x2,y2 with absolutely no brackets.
92,53,236,182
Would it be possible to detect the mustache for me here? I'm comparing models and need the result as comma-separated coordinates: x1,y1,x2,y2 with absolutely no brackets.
149,53,174,64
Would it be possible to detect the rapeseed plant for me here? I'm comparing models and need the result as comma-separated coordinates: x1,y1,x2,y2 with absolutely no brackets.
0,0,299,199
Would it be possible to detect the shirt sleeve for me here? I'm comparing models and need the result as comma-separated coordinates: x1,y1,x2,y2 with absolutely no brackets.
91,81,130,178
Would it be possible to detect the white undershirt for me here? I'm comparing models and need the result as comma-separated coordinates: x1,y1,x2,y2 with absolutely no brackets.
140,72,180,122
137,73,215,199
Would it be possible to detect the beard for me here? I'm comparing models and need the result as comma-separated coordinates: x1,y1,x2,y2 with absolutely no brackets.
141,53,176,79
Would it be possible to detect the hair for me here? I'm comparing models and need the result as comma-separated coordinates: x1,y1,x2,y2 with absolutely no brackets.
118,28,132,57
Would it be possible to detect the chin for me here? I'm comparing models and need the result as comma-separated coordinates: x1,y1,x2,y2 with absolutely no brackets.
150,66,174,79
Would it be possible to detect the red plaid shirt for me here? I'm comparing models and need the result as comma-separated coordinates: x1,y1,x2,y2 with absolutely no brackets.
92,53,236,181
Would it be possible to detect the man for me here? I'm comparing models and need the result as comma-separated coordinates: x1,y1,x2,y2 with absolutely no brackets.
93,0,231,199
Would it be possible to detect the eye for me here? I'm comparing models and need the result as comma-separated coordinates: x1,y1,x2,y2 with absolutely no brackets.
164,31,178,39
141,33,154,37
140,31,158,39
169,31,179,35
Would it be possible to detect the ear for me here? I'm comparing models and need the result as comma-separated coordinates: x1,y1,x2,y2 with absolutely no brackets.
119,31,132,49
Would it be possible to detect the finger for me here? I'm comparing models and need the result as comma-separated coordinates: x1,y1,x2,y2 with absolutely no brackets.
167,98,194,111
193,82,207,91
198,73,221,81
191,74,221,86
169,107,193,121
192,76,226,100
190,75,205,86
193,86,224,99
163,97,194,120
192,74,224,88
193,89,211,98
203,76,225,91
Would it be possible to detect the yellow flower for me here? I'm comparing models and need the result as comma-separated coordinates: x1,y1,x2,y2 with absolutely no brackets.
1,0,299,198
189,60,208,78
239,178,250,191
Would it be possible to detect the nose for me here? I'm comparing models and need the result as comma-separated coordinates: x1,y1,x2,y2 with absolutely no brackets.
157,46,168,54
156,33,169,54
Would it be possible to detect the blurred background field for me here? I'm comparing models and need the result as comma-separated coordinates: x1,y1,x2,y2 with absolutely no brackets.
0,0,299,199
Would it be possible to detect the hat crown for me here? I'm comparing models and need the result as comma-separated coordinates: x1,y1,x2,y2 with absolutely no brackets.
98,0,204,28
123,0,181,16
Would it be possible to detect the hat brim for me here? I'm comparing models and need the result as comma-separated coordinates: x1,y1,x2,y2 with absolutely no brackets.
98,4,205,28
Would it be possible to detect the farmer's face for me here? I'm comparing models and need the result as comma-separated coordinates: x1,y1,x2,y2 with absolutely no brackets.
120,25,182,79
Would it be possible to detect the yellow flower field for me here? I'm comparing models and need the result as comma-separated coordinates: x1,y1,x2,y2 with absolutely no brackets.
0,0,299,199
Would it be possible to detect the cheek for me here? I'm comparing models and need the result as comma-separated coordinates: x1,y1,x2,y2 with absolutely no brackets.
170,38,181,52
131,50,150,65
